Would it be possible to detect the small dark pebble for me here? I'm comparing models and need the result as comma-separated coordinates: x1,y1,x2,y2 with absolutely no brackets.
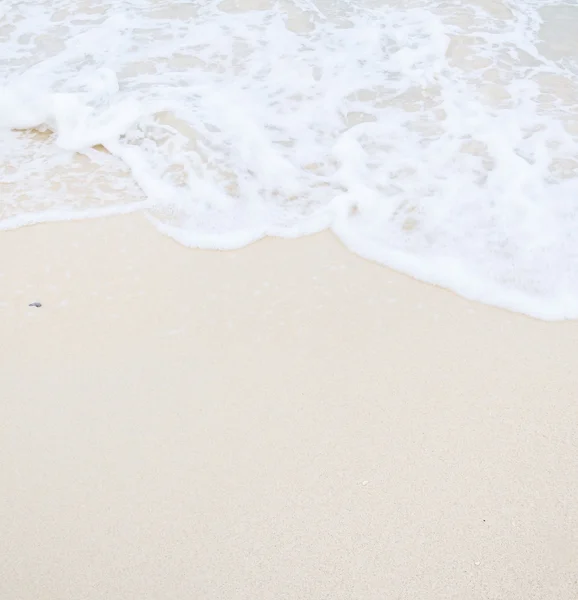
29,302,42,308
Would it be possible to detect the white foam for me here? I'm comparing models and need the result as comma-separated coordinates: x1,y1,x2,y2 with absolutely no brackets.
1,0,578,319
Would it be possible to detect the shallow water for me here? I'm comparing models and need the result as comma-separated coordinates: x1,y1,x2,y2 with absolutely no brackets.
1,0,577,319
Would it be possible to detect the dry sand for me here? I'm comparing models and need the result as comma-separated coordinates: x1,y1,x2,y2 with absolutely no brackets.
1,214,577,599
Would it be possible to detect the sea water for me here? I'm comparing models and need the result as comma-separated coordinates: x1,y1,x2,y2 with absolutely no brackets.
1,0,577,319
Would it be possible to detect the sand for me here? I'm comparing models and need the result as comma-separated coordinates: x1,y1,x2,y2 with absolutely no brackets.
1,214,577,599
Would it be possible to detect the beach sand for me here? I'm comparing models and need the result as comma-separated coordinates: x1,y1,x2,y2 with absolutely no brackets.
1,214,577,599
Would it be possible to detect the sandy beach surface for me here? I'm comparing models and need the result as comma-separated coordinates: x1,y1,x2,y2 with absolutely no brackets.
1,214,577,599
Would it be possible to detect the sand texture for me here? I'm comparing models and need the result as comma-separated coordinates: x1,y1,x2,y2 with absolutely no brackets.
1,215,577,599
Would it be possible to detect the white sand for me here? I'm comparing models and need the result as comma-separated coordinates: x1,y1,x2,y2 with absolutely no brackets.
1,214,577,599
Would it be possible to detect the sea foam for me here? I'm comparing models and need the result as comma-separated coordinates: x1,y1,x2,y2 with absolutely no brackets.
1,0,578,319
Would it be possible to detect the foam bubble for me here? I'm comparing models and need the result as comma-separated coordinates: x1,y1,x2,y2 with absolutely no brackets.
1,0,578,319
